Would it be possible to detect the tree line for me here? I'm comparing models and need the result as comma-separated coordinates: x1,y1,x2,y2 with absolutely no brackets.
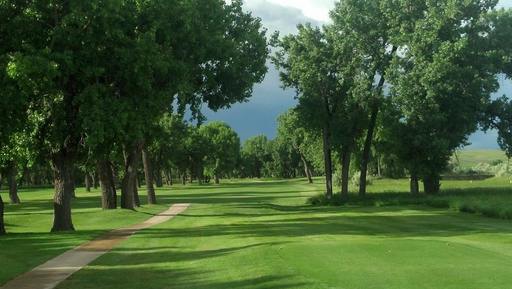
0,0,268,235
3,0,512,236
271,0,512,200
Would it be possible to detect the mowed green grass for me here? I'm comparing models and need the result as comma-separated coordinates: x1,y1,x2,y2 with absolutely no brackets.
0,187,169,284
2,178,512,289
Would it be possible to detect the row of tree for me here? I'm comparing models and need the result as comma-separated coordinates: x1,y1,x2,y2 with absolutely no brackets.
0,0,268,234
272,0,512,200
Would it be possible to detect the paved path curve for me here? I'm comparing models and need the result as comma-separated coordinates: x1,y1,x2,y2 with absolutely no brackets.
0,203,190,289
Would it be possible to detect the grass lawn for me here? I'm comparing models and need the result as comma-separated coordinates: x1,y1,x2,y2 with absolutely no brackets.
2,178,512,289
0,187,169,284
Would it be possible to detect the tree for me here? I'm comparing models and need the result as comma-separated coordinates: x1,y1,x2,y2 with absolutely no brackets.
199,122,240,184
484,9,512,167
266,137,302,179
383,0,501,194
2,0,159,228
149,114,189,186
0,0,35,234
184,126,210,183
241,135,272,178
276,110,315,183
272,25,339,198
486,97,512,167
273,23,366,199
330,0,399,196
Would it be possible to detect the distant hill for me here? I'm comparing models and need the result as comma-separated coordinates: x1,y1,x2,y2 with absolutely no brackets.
454,149,508,169
450,149,511,177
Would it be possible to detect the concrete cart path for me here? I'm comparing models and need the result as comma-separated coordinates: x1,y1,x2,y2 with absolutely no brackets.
0,203,190,289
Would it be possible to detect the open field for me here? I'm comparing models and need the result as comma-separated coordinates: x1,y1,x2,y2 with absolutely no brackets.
454,149,509,169
2,178,512,289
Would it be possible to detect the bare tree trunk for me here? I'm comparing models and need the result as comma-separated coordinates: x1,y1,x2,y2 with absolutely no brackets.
341,146,351,200
322,126,333,198
166,169,173,186
410,172,419,195
359,104,378,197
197,165,204,185
359,46,397,196
51,151,75,232
154,163,163,187
92,171,98,189
300,154,313,184
0,195,5,235
121,142,141,210
423,173,440,194
142,146,157,204
85,173,91,192
97,160,117,209
133,177,141,207
377,156,382,177
8,162,20,204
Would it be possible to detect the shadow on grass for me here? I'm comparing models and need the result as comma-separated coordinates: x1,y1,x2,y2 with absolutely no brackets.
133,210,512,241
96,242,288,266
59,241,305,289
61,267,306,289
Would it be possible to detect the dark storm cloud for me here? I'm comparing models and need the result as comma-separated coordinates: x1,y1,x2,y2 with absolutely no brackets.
205,0,512,148
203,1,322,141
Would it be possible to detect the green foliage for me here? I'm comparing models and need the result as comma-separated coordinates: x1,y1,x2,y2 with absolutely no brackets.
240,135,272,178
487,97,512,160
199,122,240,181
380,0,502,190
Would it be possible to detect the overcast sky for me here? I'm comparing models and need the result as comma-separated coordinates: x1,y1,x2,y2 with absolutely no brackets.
204,0,512,149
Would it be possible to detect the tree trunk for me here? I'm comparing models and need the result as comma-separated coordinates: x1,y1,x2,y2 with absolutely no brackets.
167,169,173,186
182,173,187,185
121,143,141,210
300,154,313,184
85,174,91,192
142,146,157,204
0,194,5,235
92,171,98,189
341,146,351,200
97,160,117,209
153,159,163,187
154,168,163,187
359,46,397,195
359,104,378,197
410,173,419,195
423,173,440,194
214,174,220,184
322,126,333,198
51,151,75,232
197,165,204,185
8,162,20,204
133,178,141,207
377,156,382,177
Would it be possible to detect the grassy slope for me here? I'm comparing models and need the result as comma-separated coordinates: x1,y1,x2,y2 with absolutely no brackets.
24,179,509,289
454,149,508,168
